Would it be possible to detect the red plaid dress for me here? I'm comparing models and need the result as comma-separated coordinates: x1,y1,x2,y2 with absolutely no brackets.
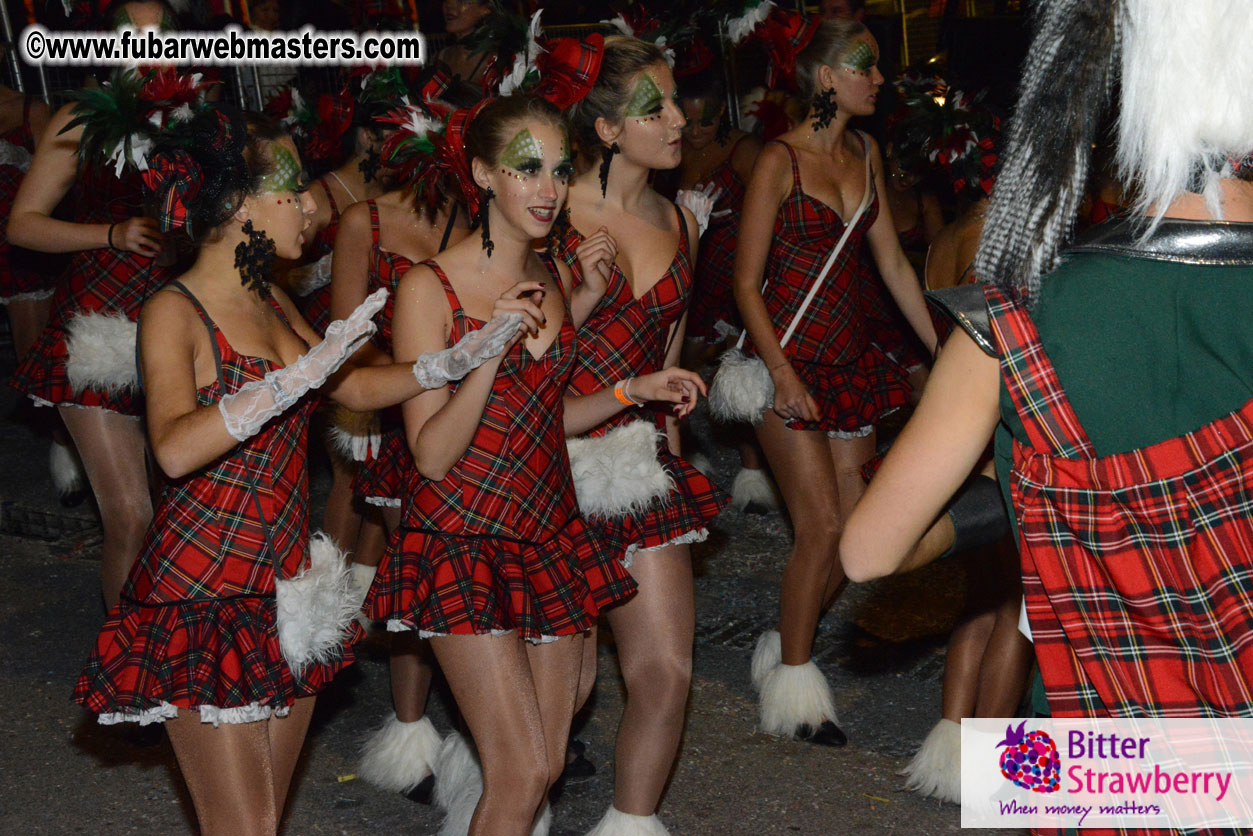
10,165,173,415
858,259,929,372
685,136,748,343
555,205,728,561
0,97,59,303
74,286,356,723
743,138,909,435
367,258,636,641
293,175,343,337
352,200,413,508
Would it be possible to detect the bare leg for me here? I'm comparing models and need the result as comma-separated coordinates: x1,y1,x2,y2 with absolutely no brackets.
973,540,1032,717
322,453,362,554
755,413,842,666
575,624,598,713
820,432,876,609
604,545,694,816
429,632,552,836
6,296,53,362
352,505,388,568
523,635,584,794
391,631,435,723
59,406,152,609
164,701,313,836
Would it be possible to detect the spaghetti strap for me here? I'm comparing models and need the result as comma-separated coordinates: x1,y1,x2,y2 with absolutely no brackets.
985,284,1096,459
420,258,471,333
769,140,802,184
316,176,340,218
366,200,381,246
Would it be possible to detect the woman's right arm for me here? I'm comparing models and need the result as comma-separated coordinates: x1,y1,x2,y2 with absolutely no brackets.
142,291,249,479
328,202,387,368
731,143,818,422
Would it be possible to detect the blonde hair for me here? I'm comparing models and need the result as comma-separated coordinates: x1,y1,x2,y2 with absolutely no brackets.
569,36,667,153
796,19,869,100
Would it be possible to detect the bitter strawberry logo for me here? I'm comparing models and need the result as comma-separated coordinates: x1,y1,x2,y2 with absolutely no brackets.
996,721,1061,793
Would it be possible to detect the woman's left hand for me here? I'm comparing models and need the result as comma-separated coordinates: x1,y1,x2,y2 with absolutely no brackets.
626,368,707,419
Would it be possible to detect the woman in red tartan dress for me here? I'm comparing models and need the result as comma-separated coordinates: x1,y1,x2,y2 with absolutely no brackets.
732,18,936,747
332,190,469,802
0,92,53,346
556,36,728,833
843,2,1253,833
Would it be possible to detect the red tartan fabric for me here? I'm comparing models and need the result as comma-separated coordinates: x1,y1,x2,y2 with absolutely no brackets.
0,97,59,302
370,258,636,638
555,205,728,555
858,260,929,371
741,138,909,434
74,291,355,719
686,138,748,343
353,200,413,505
293,175,343,336
990,284,1253,717
10,166,172,415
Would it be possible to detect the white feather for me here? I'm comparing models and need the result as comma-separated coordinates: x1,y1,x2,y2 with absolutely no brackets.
1117,0,1253,225
286,253,332,297
501,10,546,98
604,13,634,36
727,0,776,46
275,532,357,675
566,420,674,519
65,310,139,394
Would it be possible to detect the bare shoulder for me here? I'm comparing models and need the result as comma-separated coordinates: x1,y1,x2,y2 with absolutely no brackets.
746,141,794,194
676,203,699,247
337,199,372,231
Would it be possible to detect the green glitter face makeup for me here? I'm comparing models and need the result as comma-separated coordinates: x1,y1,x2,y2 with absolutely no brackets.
501,128,544,171
697,98,720,127
841,41,878,75
259,144,303,194
625,73,665,120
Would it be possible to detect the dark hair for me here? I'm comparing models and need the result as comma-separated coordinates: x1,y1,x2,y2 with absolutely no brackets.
677,69,725,104
568,36,667,154
165,109,288,244
796,19,868,100
464,95,568,172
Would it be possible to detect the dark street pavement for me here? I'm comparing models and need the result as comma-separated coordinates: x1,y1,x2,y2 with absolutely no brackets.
0,371,1025,835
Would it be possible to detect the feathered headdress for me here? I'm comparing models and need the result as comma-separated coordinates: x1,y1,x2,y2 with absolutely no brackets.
62,67,216,178
376,95,452,212
888,74,1001,199
734,6,819,91
602,2,700,69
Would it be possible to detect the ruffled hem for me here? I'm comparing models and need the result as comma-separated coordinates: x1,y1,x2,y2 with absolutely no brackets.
352,425,407,505
0,287,55,304
385,623,563,645
97,700,293,727
622,527,709,569
367,516,636,642
785,345,910,434
74,595,355,718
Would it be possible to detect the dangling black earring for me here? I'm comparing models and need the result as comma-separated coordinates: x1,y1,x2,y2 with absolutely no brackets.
547,206,571,258
599,142,619,198
358,147,380,183
811,88,838,131
234,219,276,296
475,187,494,257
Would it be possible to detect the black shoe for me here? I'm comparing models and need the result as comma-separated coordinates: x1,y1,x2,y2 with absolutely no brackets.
561,741,596,783
59,489,88,509
122,723,165,749
402,773,435,805
799,720,847,747
743,501,773,515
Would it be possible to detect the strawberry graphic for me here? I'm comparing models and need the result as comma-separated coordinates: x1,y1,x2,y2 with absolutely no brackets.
995,721,1061,793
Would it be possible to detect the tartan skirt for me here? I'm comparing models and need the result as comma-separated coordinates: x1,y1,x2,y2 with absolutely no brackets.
785,342,910,434
11,246,169,415
73,593,357,723
367,515,635,642
352,412,406,508
590,447,728,564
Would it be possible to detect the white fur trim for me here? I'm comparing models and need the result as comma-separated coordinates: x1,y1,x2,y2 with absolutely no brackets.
708,349,773,424
0,288,55,304
900,718,961,804
533,802,552,836
586,806,670,836
687,451,712,476
287,253,333,296
758,660,838,736
750,629,781,693
622,528,708,569
275,532,356,674
64,311,139,394
348,561,377,631
48,439,86,497
359,713,441,793
98,701,290,727
567,420,674,519
434,732,483,836
326,407,382,462
365,496,402,508
726,0,776,45
731,467,779,512
1118,1,1253,225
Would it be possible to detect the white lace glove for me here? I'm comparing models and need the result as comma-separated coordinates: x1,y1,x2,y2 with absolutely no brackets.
0,139,32,173
412,312,524,389
218,289,387,441
286,252,332,296
676,183,725,237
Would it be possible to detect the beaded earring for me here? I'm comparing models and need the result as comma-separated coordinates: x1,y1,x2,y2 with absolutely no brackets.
234,219,276,296
599,142,620,197
811,88,839,131
476,187,495,257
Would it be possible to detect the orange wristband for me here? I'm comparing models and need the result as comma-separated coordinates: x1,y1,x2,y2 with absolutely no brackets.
614,381,634,406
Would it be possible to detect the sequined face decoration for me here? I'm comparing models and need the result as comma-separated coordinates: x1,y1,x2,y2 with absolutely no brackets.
259,143,304,194
625,72,666,122
497,127,574,183
841,41,878,76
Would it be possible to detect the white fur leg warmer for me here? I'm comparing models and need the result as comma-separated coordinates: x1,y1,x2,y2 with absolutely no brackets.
586,806,670,836
348,562,376,610
759,660,838,737
434,732,483,836
731,467,779,512
567,420,674,519
532,801,553,836
48,439,86,497
64,311,139,394
900,718,961,804
750,630,781,693
275,532,357,674
359,713,441,793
